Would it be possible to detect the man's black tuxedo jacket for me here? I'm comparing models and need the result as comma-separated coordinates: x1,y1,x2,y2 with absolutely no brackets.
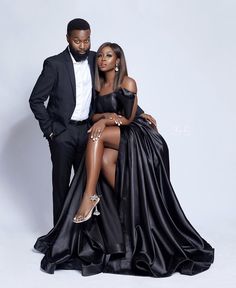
29,48,143,139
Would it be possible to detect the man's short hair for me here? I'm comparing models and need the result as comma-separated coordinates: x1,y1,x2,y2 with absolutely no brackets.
67,18,90,34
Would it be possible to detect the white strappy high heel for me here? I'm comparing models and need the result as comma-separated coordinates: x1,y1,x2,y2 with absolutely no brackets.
73,194,100,224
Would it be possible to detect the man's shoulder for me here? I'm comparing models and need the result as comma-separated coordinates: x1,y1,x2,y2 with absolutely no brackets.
89,50,96,56
44,49,96,65
44,48,68,63
88,50,96,59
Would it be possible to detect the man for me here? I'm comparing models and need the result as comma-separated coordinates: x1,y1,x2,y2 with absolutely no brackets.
29,18,156,225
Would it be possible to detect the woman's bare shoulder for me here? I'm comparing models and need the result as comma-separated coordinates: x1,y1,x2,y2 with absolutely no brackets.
121,76,137,94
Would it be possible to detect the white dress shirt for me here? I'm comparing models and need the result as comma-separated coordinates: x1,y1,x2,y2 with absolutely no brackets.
69,50,92,121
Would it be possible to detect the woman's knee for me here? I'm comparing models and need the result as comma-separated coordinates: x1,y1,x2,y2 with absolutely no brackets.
100,127,120,149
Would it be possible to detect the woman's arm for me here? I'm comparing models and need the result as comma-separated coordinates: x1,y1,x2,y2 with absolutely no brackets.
88,77,137,140
92,112,121,123
118,76,138,125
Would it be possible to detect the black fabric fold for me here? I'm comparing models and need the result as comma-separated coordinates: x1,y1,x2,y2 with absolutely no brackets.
117,88,135,119
34,88,214,276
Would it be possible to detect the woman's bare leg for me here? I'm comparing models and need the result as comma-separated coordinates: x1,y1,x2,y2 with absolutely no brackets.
74,126,120,220
102,148,118,189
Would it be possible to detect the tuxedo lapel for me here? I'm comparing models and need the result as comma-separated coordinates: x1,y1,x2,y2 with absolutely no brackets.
63,49,76,100
62,49,95,102
88,52,95,89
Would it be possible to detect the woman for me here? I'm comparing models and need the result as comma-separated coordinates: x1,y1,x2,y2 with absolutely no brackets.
34,43,214,276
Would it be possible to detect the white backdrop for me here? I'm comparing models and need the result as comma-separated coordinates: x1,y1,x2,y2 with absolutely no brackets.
0,1,235,287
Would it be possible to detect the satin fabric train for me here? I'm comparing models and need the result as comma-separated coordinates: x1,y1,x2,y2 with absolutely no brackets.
34,88,214,276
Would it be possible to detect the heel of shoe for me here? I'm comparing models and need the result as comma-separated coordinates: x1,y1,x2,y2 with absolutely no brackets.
93,204,100,216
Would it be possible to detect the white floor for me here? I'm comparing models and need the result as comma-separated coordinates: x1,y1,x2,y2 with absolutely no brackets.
1,221,235,288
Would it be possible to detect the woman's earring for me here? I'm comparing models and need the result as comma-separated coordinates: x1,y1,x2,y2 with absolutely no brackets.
115,63,119,72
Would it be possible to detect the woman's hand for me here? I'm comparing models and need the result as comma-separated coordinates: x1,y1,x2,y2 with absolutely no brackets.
140,113,157,128
103,113,123,126
88,119,106,141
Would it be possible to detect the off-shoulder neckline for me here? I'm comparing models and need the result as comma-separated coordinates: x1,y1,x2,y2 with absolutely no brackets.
97,87,136,97
98,90,116,97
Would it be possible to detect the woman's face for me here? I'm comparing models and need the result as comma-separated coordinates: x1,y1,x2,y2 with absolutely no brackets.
97,46,119,72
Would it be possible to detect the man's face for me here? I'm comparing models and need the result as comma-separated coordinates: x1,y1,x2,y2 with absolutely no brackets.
67,29,91,54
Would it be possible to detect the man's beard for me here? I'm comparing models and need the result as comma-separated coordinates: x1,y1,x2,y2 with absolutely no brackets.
69,46,90,62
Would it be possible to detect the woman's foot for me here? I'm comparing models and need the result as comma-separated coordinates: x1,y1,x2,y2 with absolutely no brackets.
73,194,100,223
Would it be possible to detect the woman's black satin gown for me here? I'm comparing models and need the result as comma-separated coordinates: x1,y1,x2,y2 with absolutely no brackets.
34,88,214,276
